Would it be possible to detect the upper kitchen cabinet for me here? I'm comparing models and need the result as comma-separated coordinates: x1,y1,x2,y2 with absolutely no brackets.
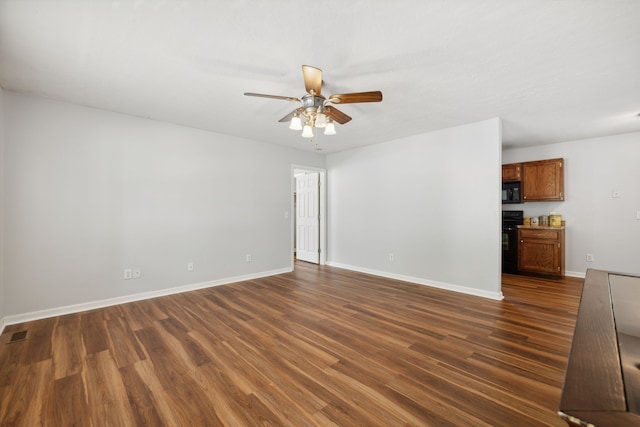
522,158,564,202
502,163,522,182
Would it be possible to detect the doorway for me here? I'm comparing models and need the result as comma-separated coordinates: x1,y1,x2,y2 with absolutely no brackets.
292,165,326,267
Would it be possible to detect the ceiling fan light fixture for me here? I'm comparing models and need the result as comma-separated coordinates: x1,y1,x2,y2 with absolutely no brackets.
324,121,336,135
289,115,302,130
301,124,314,138
244,65,382,143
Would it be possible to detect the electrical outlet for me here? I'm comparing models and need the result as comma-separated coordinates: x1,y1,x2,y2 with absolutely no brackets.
124,268,133,280
187,262,194,271
133,267,141,279
284,211,289,219
586,253,594,262
388,253,394,262
246,254,252,262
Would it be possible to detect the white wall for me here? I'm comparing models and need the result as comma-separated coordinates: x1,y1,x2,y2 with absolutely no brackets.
327,118,503,299
0,86,4,331
503,131,640,276
1,92,324,320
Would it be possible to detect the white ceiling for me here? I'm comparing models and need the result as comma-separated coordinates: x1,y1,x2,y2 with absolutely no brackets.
1,0,639,153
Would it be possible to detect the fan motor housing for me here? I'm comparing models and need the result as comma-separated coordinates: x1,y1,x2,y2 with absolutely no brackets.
301,94,325,109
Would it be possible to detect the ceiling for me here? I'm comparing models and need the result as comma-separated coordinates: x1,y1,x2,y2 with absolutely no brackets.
1,1,639,154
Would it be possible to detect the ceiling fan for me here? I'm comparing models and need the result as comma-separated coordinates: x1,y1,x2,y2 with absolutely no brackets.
244,65,382,138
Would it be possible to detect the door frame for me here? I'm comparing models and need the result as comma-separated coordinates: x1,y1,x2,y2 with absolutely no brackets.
291,164,326,267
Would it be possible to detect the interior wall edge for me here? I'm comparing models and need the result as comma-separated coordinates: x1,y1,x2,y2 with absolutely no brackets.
0,86,5,330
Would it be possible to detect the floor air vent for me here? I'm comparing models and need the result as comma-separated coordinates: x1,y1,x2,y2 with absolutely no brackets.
8,330,28,343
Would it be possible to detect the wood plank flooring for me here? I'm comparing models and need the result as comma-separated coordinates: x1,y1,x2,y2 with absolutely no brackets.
0,263,583,426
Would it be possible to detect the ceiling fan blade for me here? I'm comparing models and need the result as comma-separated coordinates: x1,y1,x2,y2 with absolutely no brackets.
325,106,352,124
278,108,303,123
244,92,300,102
329,91,383,104
302,65,322,96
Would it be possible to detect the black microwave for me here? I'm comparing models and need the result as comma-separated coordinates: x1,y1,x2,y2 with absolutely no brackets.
502,181,521,204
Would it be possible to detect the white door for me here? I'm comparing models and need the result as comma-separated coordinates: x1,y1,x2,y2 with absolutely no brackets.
296,172,320,264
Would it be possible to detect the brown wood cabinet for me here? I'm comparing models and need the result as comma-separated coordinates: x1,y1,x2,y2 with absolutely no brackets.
501,163,521,182
517,227,565,277
522,158,564,201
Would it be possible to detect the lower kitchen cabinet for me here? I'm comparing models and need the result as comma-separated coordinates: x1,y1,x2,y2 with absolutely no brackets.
518,227,565,277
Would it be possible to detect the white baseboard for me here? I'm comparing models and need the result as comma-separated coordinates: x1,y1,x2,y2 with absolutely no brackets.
565,270,586,278
1,267,292,328
326,262,504,301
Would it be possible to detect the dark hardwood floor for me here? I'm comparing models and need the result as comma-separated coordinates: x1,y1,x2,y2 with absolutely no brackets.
0,262,583,426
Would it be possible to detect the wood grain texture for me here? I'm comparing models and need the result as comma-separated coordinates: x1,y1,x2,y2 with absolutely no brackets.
559,269,640,426
0,263,583,426
502,163,522,182
522,158,564,201
559,269,625,412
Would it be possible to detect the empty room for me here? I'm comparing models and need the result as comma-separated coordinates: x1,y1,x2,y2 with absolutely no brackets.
1,1,639,426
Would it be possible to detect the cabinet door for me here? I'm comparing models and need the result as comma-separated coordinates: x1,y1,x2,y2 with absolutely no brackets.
522,158,564,201
518,238,561,275
502,163,522,182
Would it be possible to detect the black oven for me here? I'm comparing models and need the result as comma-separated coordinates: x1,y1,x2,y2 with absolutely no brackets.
502,210,523,274
502,181,521,204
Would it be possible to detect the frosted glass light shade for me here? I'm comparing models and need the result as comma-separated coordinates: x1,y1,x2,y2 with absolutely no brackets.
301,125,314,138
289,116,302,130
315,113,327,128
324,122,336,135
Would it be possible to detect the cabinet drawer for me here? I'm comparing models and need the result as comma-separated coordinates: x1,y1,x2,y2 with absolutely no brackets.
519,229,560,240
